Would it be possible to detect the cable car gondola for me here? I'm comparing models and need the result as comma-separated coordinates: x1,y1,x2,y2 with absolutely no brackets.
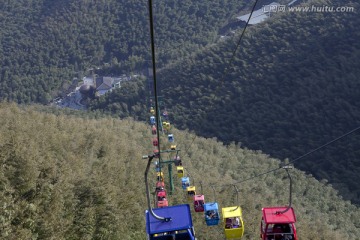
144,1,196,237
155,162,161,172
194,195,205,212
222,206,244,239
177,166,184,178
150,107,155,115
221,185,245,239
260,207,297,240
193,182,205,212
162,122,171,131
168,134,174,142
152,125,157,135
174,156,182,166
204,202,220,226
152,138,158,147
156,190,168,208
145,204,196,240
156,199,168,208
156,189,167,200
143,155,196,239
150,116,156,125
157,172,164,182
186,186,196,200
261,165,298,240
156,181,165,191
181,177,190,189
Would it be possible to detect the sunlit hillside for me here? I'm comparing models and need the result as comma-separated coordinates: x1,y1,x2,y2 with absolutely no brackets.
0,103,359,239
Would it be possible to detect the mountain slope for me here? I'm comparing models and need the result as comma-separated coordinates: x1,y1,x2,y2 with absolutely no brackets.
90,0,360,205
0,103,359,239
156,0,360,205
0,0,251,104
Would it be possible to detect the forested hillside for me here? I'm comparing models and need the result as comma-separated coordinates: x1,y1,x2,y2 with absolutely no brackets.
0,103,359,239
90,0,360,205
0,0,252,104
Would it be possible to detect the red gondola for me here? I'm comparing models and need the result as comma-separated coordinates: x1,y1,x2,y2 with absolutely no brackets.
156,181,165,191
260,207,297,240
156,199,168,208
157,189,167,201
194,195,205,212
151,125,157,135
152,138,158,146
261,165,298,240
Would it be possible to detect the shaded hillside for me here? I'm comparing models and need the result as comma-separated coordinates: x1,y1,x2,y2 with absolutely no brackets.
0,103,359,239
89,0,360,205
0,0,252,104
160,0,360,204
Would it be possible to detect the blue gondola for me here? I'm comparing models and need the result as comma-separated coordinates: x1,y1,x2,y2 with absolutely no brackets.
168,134,174,142
181,177,190,190
150,116,156,125
155,162,161,172
145,204,196,240
204,202,220,226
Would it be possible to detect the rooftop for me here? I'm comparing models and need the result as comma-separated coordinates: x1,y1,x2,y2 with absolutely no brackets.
145,204,193,234
262,207,296,224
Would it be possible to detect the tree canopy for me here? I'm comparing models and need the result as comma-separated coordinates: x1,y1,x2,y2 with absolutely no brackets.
91,0,360,205
0,103,359,239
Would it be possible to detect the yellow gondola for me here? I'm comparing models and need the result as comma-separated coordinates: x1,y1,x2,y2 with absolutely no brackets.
186,186,196,200
162,121,171,131
150,107,155,114
157,172,164,182
171,144,176,150
222,206,244,239
177,166,184,178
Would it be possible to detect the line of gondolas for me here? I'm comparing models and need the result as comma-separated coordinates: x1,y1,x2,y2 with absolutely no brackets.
142,61,248,240
142,0,298,239
143,95,197,239
144,125,298,240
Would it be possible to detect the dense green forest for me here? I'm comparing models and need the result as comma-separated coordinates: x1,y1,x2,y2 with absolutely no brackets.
0,0,254,104
90,0,360,205
2,0,360,237
0,103,359,239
